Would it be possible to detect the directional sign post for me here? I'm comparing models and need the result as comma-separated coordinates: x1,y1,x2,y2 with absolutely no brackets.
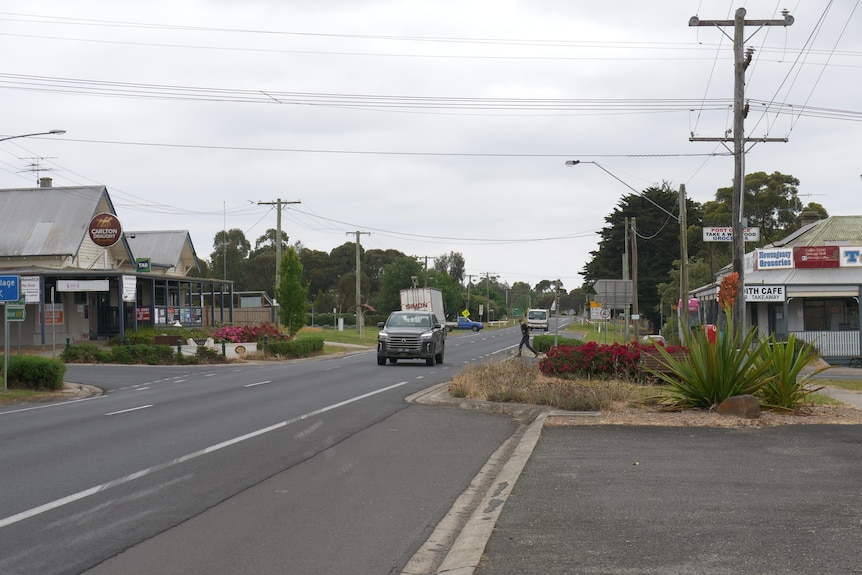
1,275,21,393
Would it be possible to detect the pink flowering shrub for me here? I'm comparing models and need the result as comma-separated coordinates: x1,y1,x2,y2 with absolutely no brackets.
212,322,285,343
539,341,686,380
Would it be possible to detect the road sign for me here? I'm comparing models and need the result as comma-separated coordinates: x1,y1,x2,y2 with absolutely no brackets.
6,304,25,322
0,274,20,302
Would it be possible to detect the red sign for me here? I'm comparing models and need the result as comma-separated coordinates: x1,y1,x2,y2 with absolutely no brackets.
88,213,123,247
136,307,151,321
793,245,839,268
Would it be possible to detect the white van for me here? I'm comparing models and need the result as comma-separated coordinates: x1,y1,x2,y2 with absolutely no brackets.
526,309,549,331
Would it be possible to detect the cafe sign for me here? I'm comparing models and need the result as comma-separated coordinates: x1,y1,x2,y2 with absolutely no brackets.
744,285,785,302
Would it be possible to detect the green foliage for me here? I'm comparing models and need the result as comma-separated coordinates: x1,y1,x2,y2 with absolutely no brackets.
61,344,112,363
277,246,309,335
533,334,583,352
2,355,66,390
653,326,775,410
756,334,826,411
377,257,424,314
267,337,325,358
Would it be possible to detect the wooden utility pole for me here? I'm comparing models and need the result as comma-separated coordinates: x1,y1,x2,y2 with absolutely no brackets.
347,231,370,337
631,217,639,343
689,8,793,334
679,184,690,341
258,198,301,328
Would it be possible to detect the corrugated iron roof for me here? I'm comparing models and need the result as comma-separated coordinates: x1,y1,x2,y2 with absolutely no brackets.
0,186,114,256
125,230,200,273
774,215,862,247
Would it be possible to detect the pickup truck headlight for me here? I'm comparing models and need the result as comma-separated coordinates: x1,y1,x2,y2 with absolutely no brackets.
420,330,434,340
378,331,390,342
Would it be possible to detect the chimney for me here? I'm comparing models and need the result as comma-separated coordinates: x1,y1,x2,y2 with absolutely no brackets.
798,208,822,228
39,177,53,188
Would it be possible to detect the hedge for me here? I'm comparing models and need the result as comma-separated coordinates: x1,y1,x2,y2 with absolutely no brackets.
1,355,66,390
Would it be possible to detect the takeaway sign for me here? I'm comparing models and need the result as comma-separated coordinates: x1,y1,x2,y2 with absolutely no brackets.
702,227,761,242
756,248,794,270
744,285,785,302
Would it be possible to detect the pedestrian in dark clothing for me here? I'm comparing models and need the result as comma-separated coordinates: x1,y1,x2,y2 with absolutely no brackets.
518,318,538,357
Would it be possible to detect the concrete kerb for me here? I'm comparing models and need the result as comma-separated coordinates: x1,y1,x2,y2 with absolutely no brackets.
404,383,552,575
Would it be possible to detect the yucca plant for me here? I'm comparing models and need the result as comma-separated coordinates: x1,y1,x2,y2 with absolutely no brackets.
756,334,827,411
650,325,775,410
649,270,773,410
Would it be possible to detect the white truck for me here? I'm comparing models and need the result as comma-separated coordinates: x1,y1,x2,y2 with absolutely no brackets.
526,308,550,331
400,287,454,330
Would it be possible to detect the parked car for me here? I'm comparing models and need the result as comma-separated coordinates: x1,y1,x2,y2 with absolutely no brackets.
377,311,446,366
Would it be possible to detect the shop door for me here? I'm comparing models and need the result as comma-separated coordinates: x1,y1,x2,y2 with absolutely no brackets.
96,292,119,334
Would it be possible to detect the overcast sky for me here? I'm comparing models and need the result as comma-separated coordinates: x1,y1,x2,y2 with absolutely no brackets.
2,1,860,290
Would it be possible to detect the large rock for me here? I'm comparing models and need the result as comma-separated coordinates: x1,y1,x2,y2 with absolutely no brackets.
716,394,761,419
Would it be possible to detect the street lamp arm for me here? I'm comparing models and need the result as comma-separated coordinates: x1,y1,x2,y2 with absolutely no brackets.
0,129,66,143
565,159,679,222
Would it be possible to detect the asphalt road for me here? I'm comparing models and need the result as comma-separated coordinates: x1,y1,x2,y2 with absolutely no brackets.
0,324,545,575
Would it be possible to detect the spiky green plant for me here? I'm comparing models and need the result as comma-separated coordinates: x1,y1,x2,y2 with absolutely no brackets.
756,334,827,411
650,325,775,410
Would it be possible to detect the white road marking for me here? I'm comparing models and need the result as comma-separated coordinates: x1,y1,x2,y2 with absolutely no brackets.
244,381,271,388
105,405,153,416
0,380,409,529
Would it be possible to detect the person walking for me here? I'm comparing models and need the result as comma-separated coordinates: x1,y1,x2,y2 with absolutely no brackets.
518,318,538,357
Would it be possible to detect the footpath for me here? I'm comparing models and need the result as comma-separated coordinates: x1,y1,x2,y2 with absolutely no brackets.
409,366,862,575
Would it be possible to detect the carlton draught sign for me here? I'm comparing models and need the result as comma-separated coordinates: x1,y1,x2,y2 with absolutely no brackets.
88,213,122,247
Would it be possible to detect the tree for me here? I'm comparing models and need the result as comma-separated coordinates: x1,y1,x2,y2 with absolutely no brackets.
299,248,335,301
706,171,802,247
251,228,289,257
582,182,693,328
276,246,308,335
433,251,466,283
209,229,251,289
377,257,424,315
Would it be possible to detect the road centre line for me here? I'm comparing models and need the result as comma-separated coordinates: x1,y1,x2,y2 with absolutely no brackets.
244,381,271,388
0,380,409,529
105,405,153,416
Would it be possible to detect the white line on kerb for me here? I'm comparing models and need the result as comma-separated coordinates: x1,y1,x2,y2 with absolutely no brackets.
0,381,408,529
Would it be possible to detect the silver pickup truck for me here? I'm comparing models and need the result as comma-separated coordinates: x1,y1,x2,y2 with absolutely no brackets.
377,311,446,366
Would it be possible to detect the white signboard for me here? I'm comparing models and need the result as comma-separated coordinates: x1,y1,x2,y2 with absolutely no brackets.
744,285,785,302
756,249,794,270
57,279,110,292
21,276,41,304
702,227,761,242
840,247,862,267
122,275,137,302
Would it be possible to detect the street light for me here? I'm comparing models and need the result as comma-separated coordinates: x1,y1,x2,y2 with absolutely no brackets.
0,129,66,143
566,159,690,342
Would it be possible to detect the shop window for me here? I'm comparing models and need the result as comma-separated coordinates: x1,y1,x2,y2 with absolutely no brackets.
803,298,859,331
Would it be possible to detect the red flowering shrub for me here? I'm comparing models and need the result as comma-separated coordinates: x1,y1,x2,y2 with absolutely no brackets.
212,322,286,343
539,341,687,380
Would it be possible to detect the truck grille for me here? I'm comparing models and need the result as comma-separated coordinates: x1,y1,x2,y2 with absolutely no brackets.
388,335,421,350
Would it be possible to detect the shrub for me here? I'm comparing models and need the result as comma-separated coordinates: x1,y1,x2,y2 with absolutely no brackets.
61,344,111,363
2,355,66,390
653,326,774,410
756,334,826,411
533,334,583,353
213,322,285,344
539,341,643,380
267,337,325,358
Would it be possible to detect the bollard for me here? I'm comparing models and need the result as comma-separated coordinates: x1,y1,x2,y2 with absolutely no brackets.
263,335,269,355
221,340,226,357
125,338,131,351
66,337,71,353
177,338,182,356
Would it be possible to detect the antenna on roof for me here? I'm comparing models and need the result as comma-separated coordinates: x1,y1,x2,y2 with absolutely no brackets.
18,157,57,185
